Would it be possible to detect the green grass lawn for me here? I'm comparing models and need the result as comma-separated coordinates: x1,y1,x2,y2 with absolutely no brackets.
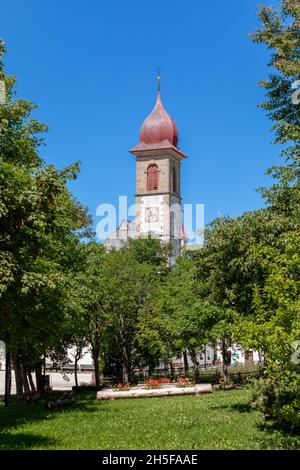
0,388,299,450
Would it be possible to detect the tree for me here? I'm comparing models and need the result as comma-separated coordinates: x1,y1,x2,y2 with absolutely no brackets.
73,240,161,385
235,1,300,429
250,0,300,219
138,253,226,381
0,39,92,397
237,0,300,363
99,248,154,383
235,231,300,365
127,235,172,272
73,242,106,387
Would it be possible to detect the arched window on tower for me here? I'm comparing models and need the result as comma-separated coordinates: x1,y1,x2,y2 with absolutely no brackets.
172,167,177,193
147,164,158,190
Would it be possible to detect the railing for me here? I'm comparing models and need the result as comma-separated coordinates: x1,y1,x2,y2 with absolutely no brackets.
45,363,95,372
101,364,262,386
41,363,263,386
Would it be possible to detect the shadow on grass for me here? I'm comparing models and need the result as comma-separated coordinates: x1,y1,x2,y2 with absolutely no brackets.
210,395,300,450
0,391,98,449
230,402,252,413
209,402,252,413
0,432,57,450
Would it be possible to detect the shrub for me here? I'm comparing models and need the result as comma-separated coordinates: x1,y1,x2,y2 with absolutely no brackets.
72,385,103,392
252,367,300,433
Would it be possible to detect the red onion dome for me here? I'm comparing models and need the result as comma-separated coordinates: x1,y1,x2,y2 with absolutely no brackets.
140,90,178,147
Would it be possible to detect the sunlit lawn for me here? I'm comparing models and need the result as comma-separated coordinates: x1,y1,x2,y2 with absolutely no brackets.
0,388,299,450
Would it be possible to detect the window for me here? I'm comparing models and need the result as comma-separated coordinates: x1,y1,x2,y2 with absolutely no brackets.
147,164,158,190
172,167,177,193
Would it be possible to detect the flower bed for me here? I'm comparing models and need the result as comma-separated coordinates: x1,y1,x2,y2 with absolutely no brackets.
145,379,161,389
114,382,131,391
176,376,194,388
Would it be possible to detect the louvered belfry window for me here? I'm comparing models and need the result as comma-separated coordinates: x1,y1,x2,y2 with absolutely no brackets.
147,164,158,190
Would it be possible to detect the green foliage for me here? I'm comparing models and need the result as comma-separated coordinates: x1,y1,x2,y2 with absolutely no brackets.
0,39,92,381
127,235,172,271
71,240,162,383
234,0,300,365
192,211,280,315
252,367,300,432
239,1,300,431
100,247,156,381
251,1,300,214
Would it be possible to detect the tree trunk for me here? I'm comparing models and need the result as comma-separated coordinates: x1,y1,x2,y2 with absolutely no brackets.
258,350,264,377
92,347,101,387
74,357,79,388
28,371,35,392
13,355,23,399
20,363,30,394
122,347,130,384
148,359,156,377
89,318,102,387
183,351,189,376
43,354,46,382
189,349,200,383
35,362,43,393
97,384,213,400
74,347,82,388
4,351,11,407
221,338,228,379
213,341,218,365
122,364,129,384
169,360,175,381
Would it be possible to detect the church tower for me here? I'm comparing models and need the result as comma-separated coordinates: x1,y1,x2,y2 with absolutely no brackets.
130,78,187,258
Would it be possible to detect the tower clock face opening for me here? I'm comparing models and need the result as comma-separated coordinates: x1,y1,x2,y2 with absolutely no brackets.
145,207,159,223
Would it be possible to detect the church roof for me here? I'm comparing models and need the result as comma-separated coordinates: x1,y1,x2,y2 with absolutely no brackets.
139,89,178,147
130,85,187,158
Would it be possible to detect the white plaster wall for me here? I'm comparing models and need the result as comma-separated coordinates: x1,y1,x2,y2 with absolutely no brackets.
170,195,181,241
67,346,94,366
140,195,164,236
0,341,5,370
216,344,260,365
45,346,94,368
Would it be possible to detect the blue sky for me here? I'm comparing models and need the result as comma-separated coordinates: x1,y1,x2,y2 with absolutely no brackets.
1,0,281,232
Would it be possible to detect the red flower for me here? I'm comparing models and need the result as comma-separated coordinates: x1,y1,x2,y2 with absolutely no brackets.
145,379,161,389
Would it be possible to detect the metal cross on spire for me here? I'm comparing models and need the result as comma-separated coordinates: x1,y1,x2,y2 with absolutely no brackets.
156,67,162,91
